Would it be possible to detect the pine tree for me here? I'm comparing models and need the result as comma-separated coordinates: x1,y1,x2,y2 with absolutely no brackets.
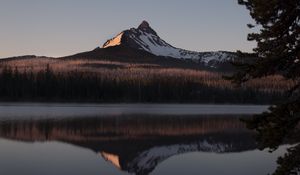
235,1,300,174
234,0,300,82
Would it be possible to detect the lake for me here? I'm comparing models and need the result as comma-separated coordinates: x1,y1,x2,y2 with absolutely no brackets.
0,103,288,175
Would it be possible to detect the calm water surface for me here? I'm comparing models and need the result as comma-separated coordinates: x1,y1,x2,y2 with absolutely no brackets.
0,103,287,175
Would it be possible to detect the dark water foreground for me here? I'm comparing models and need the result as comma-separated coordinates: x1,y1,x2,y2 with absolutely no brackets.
0,104,289,175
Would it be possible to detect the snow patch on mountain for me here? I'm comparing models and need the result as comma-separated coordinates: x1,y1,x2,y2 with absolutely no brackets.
137,32,182,58
200,51,236,64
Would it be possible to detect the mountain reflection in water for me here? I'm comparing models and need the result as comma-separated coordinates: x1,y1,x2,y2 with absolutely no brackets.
0,114,258,175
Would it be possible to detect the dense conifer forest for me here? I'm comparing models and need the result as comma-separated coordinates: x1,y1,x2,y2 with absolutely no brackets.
0,64,288,103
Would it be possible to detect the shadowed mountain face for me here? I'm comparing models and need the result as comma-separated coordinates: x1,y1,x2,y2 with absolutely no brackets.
62,45,207,69
0,115,256,175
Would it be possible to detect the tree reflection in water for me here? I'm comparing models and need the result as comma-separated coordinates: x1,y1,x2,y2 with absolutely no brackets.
244,100,300,175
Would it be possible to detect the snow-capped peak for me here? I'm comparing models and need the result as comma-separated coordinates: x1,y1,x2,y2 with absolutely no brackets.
101,21,237,67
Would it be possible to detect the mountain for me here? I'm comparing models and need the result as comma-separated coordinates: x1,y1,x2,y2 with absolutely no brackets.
0,21,245,71
101,20,238,68
0,21,243,71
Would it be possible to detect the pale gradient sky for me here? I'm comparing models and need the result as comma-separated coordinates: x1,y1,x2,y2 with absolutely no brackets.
0,0,256,58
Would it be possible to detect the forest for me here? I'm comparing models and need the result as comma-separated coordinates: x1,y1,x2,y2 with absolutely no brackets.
0,64,290,103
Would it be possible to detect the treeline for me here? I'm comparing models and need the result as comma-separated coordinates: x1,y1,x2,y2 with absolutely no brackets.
0,65,286,103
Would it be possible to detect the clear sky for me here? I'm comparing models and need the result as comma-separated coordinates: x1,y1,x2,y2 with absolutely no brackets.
0,0,256,58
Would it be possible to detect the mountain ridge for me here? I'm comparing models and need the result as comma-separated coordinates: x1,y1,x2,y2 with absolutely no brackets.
101,20,238,67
